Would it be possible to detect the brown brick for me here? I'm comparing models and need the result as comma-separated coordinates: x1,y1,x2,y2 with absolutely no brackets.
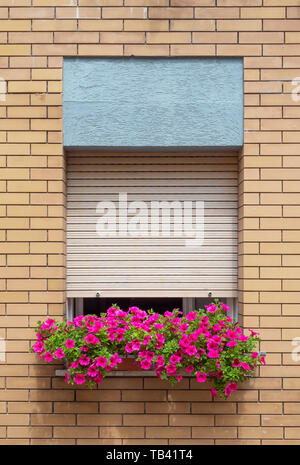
192,427,237,438
101,427,144,438
149,8,193,19
171,19,214,31
124,20,168,31
102,7,147,19
217,19,262,31
147,427,191,438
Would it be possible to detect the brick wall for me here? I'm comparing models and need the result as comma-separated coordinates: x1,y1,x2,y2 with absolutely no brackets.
1,0,300,445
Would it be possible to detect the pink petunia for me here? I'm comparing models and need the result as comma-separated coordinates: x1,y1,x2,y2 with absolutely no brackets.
226,340,237,348
170,354,181,364
185,345,197,356
54,348,65,359
79,355,91,366
207,350,219,359
211,387,218,397
32,341,44,353
240,362,251,370
156,355,165,368
205,304,218,314
85,334,99,345
196,372,207,383
228,382,238,391
232,359,241,368
43,352,53,362
221,302,231,312
65,339,75,349
185,365,195,373
186,312,197,321
74,373,85,385
128,306,140,313
212,324,221,333
95,356,107,368
166,363,177,375
87,365,99,378
141,359,151,370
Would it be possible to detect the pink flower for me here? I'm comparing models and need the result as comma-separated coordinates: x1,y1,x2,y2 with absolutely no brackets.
141,359,151,370
156,334,165,344
177,375,183,382
85,334,99,345
142,335,151,346
74,373,85,385
94,374,104,385
251,352,259,359
164,311,173,317
129,306,140,313
260,356,266,365
205,304,218,314
185,364,194,373
65,339,75,349
125,342,133,353
196,372,207,383
54,348,65,359
211,335,222,344
185,345,197,356
211,387,218,397
43,352,53,362
179,323,189,332
79,355,90,366
229,382,238,391
207,341,219,351
186,312,197,321
95,356,107,368
32,341,44,353
224,382,238,397
110,353,122,367
87,365,99,378
156,355,165,368
153,323,164,330
240,362,251,370
221,302,231,312
131,339,141,351
238,334,249,342
166,363,177,375
225,385,232,397
212,324,221,333
170,354,181,364
232,359,241,368
207,350,219,359
65,372,69,384
226,340,237,348
249,329,260,336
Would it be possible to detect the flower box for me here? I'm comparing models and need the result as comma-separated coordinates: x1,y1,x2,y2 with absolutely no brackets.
31,299,265,398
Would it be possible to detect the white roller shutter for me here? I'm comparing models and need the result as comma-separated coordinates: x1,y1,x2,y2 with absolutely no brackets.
66,152,238,298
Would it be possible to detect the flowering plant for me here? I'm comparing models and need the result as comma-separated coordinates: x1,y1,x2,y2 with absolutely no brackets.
30,299,265,398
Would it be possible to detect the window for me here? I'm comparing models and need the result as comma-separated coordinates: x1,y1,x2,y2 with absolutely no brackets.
67,297,238,322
